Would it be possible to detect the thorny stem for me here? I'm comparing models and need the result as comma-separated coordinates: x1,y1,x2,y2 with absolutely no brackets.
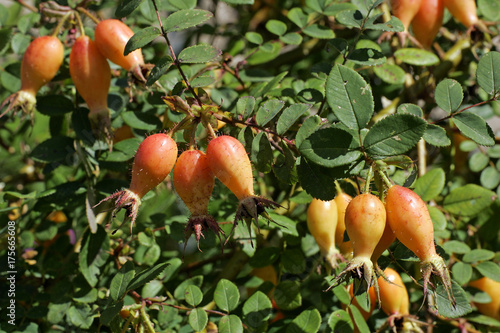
206,122,217,139
377,169,393,189
151,0,203,106
139,306,156,333
363,164,374,194
431,97,498,124
77,7,100,24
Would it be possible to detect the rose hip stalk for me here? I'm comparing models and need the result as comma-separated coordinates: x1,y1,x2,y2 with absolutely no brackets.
205,135,279,245
69,35,112,143
410,0,444,49
96,133,178,234
385,185,454,305
307,198,343,269
326,193,387,295
173,149,223,251
94,19,147,82
1,36,64,118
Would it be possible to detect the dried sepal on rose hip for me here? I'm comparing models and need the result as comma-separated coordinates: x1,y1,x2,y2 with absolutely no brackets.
95,133,178,234
173,149,224,253
307,198,344,269
1,36,64,118
325,193,387,297
94,19,149,83
69,35,113,145
205,135,280,245
385,185,454,307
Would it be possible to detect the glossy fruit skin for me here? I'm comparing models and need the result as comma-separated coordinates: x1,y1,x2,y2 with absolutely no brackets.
94,19,144,71
468,277,500,320
411,0,444,49
173,150,214,216
385,185,436,261
307,198,338,258
443,0,478,28
345,193,387,258
21,36,64,96
334,192,353,257
378,268,410,316
206,135,254,200
70,35,111,113
390,0,423,31
130,134,178,198
371,220,396,263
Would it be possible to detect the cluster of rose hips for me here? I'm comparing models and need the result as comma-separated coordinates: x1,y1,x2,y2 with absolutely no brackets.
2,18,146,145
96,133,279,252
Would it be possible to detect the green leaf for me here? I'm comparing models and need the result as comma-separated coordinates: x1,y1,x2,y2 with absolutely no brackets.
475,261,500,282
245,32,263,44
326,64,374,130
164,9,213,33
249,247,280,268
286,308,321,333
282,248,306,274
251,132,273,173
468,315,500,327
242,291,272,328
122,111,162,131
174,276,204,300
36,95,74,116
79,226,110,287
463,249,495,263
443,240,471,254
469,152,490,172
127,262,170,291
124,26,160,56
397,103,423,117
189,308,208,332
185,285,203,307
259,71,288,98
413,168,446,201
47,302,70,324
443,184,496,216
236,96,256,119
214,279,240,312
105,138,141,162
423,124,451,147
178,44,221,63
255,99,284,126
349,305,370,333
452,262,472,286
364,114,427,158
394,48,440,66
30,136,75,163
324,3,357,16
146,56,173,86
348,48,386,66
434,281,472,318
67,304,94,329
373,63,406,85
170,0,196,9
454,112,495,146
364,15,404,32
268,213,299,237
303,24,335,39
277,103,312,135
336,10,364,28
266,19,287,36
481,166,500,189
274,281,302,310
280,32,302,45
273,142,298,185
219,315,243,333
299,127,362,168
191,74,216,88
478,0,500,21
222,0,254,4
328,309,354,332
115,0,144,18
476,51,500,95
100,300,123,325
110,261,135,301
288,7,308,28
435,79,464,113
296,115,322,148
0,28,12,55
